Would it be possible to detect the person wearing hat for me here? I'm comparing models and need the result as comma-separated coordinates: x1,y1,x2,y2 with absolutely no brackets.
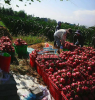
55,21,62,32
54,21,62,46
73,30,84,47
54,28,72,53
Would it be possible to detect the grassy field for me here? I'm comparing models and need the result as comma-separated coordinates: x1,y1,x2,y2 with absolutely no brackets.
0,21,6,27
13,35,47,45
0,20,47,44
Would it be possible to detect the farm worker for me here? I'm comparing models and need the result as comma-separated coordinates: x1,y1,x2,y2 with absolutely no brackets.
54,21,62,46
73,30,84,47
55,21,62,32
54,28,72,53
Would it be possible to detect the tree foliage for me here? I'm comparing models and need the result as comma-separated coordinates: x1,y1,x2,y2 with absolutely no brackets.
3,0,66,6
0,7,95,44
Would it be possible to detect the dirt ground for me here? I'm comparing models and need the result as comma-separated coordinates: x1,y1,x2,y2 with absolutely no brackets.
10,42,55,86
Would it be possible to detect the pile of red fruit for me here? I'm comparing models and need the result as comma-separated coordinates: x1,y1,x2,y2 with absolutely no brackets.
0,36,15,53
35,45,95,100
14,38,27,46
64,41,78,51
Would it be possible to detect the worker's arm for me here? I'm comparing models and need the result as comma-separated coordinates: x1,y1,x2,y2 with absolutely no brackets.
73,34,77,44
61,32,66,46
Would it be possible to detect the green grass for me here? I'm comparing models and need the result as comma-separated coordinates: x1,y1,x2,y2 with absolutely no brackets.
0,21,5,27
13,35,46,45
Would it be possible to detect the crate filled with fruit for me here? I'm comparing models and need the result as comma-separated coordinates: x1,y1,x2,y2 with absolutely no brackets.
13,38,27,55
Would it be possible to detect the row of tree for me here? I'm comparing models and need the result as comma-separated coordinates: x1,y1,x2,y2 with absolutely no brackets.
0,7,95,45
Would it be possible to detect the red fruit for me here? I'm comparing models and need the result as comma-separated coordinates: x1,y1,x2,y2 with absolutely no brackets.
41,59,45,63
72,73,76,77
76,72,80,76
40,65,44,68
91,62,95,66
89,75,93,79
51,76,55,80
59,84,63,89
48,71,52,75
92,73,95,77
74,95,81,100
58,70,61,74
84,86,89,91
77,81,81,85
45,69,49,72
69,57,74,61
50,62,54,67
61,69,66,73
67,72,72,78
46,63,49,67
53,72,58,77
82,81,86,85
83,69,86,72
71,83,77,88
83,56,87,60
62,62,66,66
87,67,92,71
49,67,54,72
62,87,67,94
61,73,66,78
93,80,95,84
60,78,65,84
66,85,71,90
56,75,61,80
70,98,74,100
56,60,60,66
49,75,52,77
73,68,78,72
89,80,93,85
53,78,57,82
58,63,63,67
76,87,81,94
66,93,71,99
73,62,77,67
55,81,59,86
76,65,80,70
75,59,80,64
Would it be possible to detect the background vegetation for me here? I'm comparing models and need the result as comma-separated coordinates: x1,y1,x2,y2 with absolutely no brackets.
0,7,95,45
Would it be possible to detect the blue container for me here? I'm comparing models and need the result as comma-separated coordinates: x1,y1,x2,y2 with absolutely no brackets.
23,93,36,100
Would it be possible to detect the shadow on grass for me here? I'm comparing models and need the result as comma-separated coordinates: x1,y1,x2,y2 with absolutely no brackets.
17,52,29,59
11,57,19,65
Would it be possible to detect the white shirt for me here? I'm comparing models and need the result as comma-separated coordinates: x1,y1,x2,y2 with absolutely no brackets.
54,29,67,44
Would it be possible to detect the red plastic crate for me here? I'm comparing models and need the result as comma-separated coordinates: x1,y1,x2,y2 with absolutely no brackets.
0,55,11,73
49,77,62,100
61,91,68,100
36,60,43,76
42,70,49,87
29,54,36,68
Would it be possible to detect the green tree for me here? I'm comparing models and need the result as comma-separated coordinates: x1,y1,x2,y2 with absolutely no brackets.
17,10,27,18
3,0,66,6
